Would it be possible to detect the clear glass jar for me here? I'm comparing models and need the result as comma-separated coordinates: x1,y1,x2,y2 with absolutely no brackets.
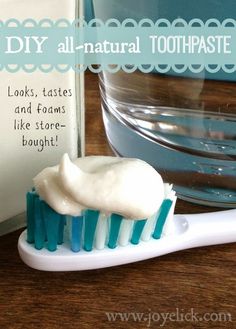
93,0,236,207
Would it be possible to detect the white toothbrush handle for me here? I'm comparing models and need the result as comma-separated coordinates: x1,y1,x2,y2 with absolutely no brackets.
181,209,236,249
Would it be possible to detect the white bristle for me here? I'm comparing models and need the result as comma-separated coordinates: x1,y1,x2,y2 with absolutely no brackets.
141,212,157,242
65,216,72,244
118,219,134,246
94,213,108,250
164,183,173,198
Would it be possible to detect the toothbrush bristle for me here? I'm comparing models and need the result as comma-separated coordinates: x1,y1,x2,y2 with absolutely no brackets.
26,191,36,244
83,210,99,251
71,216,83,252
152,199,173,239
131,219,147,245
26,185,175,253
34,197,46,250
108,214,123,249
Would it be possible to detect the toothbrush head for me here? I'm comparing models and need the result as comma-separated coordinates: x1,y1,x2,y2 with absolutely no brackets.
26,184,176,253
19,155,177,271
18,185,177,271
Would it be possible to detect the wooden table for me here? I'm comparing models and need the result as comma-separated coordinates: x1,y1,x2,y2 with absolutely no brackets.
0,72,235,329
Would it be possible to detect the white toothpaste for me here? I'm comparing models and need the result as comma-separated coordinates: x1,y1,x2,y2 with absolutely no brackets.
0,0,84,227
34,154,165,219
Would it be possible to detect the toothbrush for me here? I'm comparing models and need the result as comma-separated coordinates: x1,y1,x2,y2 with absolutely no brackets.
18,190,236,271
17,154,236,271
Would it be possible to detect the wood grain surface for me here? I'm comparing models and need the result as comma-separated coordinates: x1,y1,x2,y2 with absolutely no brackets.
0,72,235,329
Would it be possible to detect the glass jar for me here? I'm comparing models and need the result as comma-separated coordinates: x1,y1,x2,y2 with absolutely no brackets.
93,0,236,207
0,0,84,235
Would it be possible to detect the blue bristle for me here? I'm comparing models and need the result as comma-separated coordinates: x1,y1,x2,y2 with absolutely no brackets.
34,197,46,250
42,201,61,252
153,199,173,239
26,191,36,244
58,216,66,245
131,219,147,245
71,216,83,252
108,214,123,249
83,210,99,251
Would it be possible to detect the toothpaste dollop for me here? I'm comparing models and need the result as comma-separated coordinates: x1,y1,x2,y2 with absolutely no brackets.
33,154,164,219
